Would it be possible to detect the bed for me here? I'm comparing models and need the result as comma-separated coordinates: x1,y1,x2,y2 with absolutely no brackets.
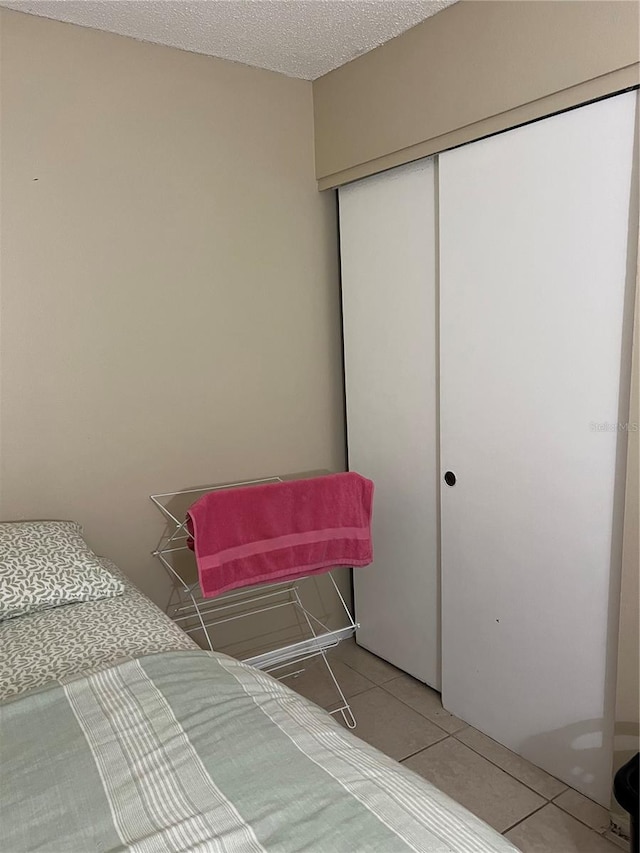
0,558,196,701
0,542,518,852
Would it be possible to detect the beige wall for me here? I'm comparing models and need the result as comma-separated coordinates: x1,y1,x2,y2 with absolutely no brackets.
0,10,345,609
313,0,640,188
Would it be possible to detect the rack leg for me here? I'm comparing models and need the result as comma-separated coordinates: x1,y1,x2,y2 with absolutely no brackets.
336,705,357,730
292,586,357,730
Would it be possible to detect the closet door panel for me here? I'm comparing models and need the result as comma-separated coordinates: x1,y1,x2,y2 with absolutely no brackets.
439,92,637,804
339,160,439,687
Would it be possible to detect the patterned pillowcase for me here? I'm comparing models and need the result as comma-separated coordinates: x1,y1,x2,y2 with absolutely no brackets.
0,521,125,621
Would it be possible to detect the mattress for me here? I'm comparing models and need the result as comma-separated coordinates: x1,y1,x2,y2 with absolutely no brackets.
0,648,518,853
0,558,196,701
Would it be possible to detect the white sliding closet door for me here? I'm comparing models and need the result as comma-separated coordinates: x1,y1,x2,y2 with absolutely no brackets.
339,160,440,687
439,92,637,805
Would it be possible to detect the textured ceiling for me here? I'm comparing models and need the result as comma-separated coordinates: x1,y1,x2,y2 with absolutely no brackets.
0,0,458,79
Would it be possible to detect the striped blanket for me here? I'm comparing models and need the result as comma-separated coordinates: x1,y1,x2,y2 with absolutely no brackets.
0,649,517,852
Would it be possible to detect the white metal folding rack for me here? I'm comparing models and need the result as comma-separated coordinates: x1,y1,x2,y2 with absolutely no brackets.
150,478,359,728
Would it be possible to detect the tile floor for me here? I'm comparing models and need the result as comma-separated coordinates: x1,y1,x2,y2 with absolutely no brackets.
284,640,628,853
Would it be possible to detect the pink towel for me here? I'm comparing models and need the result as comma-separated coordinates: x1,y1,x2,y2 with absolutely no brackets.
186,472,374,598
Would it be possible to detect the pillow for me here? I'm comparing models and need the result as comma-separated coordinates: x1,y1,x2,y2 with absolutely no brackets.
0,521,125,621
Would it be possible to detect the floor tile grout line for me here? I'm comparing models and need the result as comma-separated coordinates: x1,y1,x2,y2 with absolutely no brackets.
599,823,616,837
373,669,566,804
328,652,620,845
398,737,611,844
289,656,378,712
450,730,567,802
321,654,379,700
329,644,402,682
604,827,632,848
399,735,450,764
501,802,548,836
329,655,460,737
326,653,389,687
341,684,380,708
375,678,464,737
314,683,379,713
337,658,568,803
330,653,603,822
344,681,379,699
550,792,613,836
335,657,400,687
